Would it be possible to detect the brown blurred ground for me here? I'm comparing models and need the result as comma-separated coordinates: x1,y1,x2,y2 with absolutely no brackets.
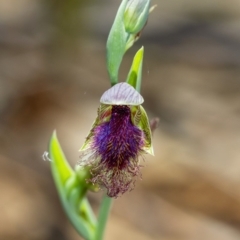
0,0,240,239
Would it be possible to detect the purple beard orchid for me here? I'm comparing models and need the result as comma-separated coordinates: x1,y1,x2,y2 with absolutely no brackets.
78,82,153,198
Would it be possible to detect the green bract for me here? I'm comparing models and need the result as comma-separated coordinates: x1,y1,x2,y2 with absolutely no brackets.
126,47,144,92
106,0,129,85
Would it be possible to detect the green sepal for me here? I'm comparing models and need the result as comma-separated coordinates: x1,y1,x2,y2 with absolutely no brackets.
79,104,112,151
106,0,129,85
131,106,154,155
137,105,154,155
49,131,96,240
126,47,144,92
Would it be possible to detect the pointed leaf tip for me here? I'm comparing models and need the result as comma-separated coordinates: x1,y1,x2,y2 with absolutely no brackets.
49,131,73,183
126,47,144,92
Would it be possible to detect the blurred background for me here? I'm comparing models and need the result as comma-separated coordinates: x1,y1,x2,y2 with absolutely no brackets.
1,0,240,239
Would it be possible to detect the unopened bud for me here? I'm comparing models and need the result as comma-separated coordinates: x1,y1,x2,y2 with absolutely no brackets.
124,0,151,34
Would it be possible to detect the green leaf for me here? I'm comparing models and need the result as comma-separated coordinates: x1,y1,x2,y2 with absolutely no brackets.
106,0,129,85
49,131,73,184
49,131,96,240
126,46,144,92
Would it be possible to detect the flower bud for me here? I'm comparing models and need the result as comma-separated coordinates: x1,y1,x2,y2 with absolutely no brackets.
124,0,151,34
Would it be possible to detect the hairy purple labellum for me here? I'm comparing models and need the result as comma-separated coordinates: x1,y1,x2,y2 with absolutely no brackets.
79,83,153,198
91,105,144,197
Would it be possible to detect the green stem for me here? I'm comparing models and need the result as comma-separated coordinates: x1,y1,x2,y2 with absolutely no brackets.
93,195,113,240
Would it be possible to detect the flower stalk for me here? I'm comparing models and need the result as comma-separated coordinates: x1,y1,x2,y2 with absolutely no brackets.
94,195,113,240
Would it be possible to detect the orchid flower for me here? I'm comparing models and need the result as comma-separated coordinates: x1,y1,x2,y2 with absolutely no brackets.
79,82,153,197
